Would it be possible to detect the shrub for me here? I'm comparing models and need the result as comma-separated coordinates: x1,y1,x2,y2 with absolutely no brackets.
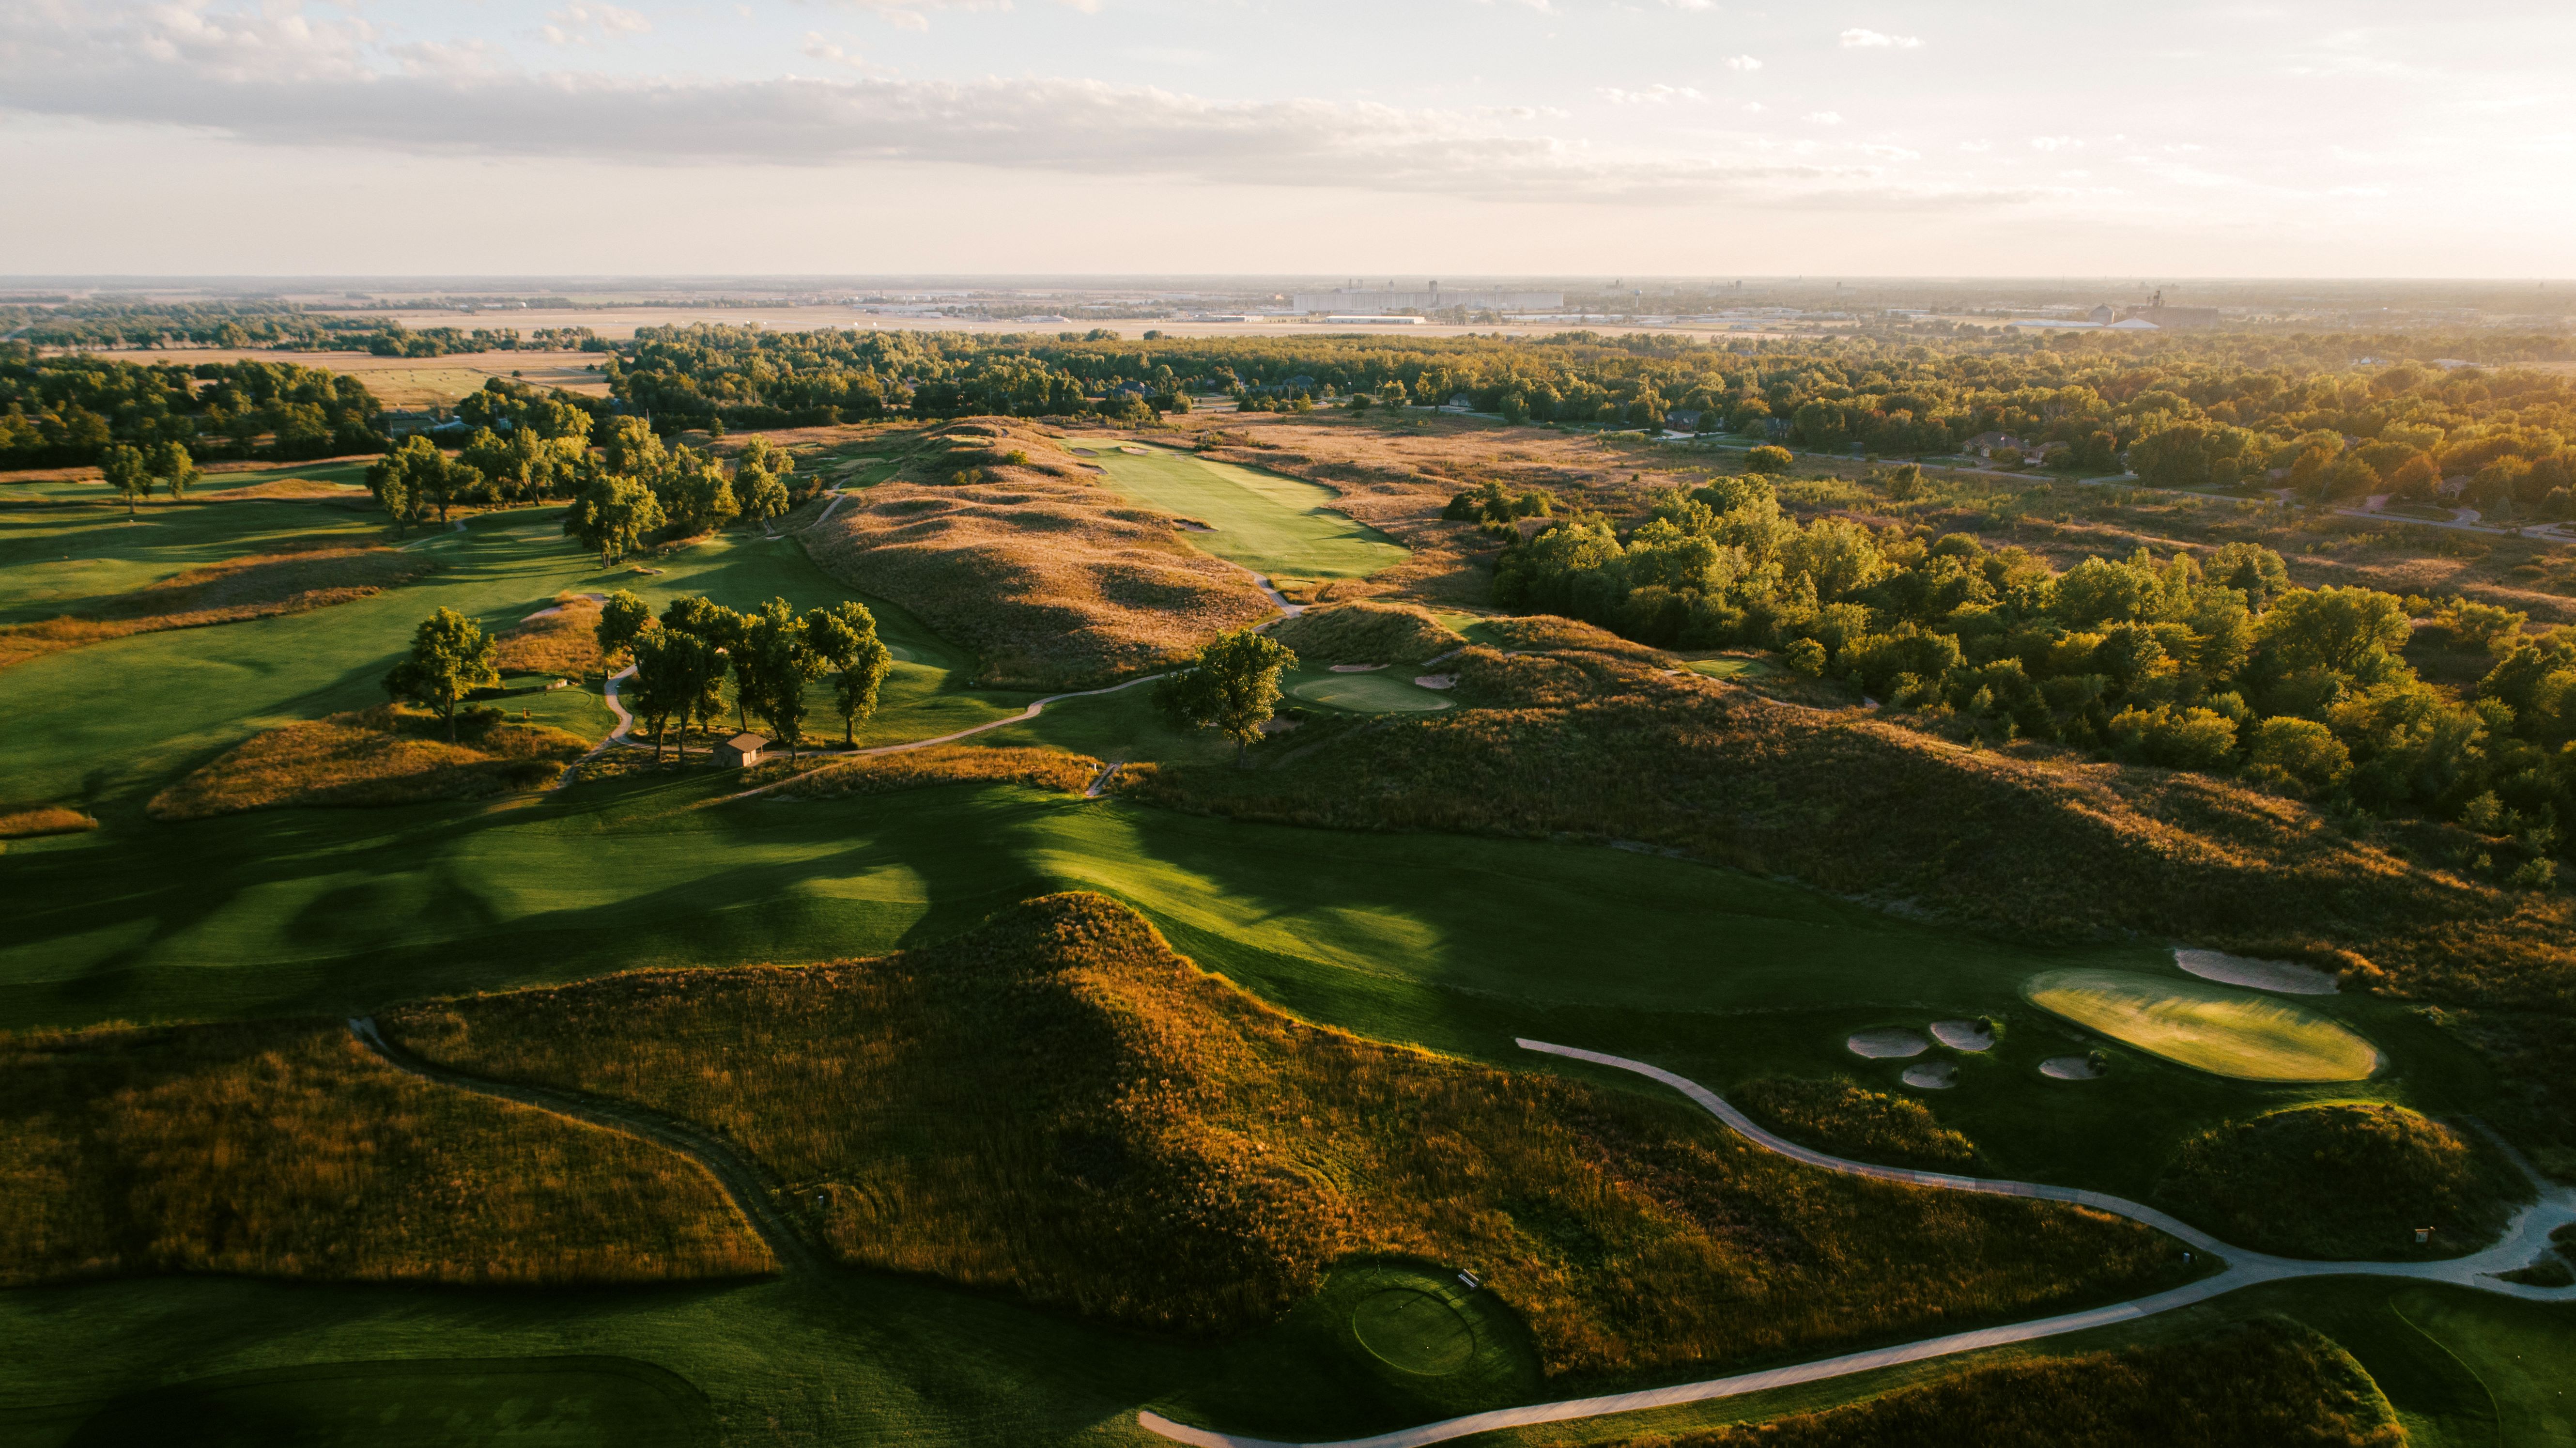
2155,1102,2530,1259
1745,445,1794,475
1735,1077,1978,1170
2246,716,2352,796
1784,638,1828,675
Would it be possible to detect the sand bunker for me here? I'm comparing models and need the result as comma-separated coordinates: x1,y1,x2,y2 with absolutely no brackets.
1329,663,1390,673
1901,1061,1958,1090
1413,674,1457,690
1847,1028,1930,1059
1929,1019,1994,1052
2174,948,2338,995
520,592,608,623
2040,1056,2103,1080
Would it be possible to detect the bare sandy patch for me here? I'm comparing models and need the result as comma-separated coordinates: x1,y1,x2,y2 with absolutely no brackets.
2040,1056,2104,1080
1930,1020,1995,1051
1901,1061,1958,1090
2174,948,2339,995
1847,1028,1930,1060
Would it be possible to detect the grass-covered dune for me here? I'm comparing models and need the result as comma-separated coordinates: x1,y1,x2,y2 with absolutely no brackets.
801,420,1278,686
1128,614,2576,1163
147,705,588,820
2154,1103,2532,1261
0,1018,769,1288
1268,599,1468,666
385,892,2195,1382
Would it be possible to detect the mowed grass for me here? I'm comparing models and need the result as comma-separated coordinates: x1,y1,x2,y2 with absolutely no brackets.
2024,969,2384,1082
1078,444,1408,580
388,894,2192,1391
0,506,1022,812
62,1355,717,1448
1288,669,1455,714
0,498,383,624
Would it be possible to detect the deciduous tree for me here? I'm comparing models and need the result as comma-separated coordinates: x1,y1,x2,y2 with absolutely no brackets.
1153,628,1298,764
382,607,500,742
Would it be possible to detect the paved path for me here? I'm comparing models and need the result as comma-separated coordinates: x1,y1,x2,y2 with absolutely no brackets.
346,1016,821,1276
723,673,1170,801
1140,1039,2576,1448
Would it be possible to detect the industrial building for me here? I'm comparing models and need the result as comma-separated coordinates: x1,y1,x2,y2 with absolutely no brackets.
1291,284,1565,314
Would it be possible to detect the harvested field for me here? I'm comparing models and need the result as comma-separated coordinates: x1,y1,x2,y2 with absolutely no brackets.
0,544,436,670
800,420,1275,686
82,348,612,407
386,893,2192,1381
147,706,588,821
0,1017,770,1287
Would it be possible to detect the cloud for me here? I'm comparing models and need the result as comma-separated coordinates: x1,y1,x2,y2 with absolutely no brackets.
1742,100,1765,113
1957,139,1991,152
542,4,651,47
1600,84,1703,105
1724,54,1762,71
1805,110,1844,124
1861,142,1918,160
2028,135,2082,151
0,2,2049,214
1838,28,1922,48
798,33,868,69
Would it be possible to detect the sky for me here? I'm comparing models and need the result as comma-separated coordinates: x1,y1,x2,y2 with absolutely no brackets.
1,0,2571,278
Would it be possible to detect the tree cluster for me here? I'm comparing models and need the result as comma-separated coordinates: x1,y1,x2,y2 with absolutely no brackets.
596,591,893,761
0,352,383,467
1493,472,2576,880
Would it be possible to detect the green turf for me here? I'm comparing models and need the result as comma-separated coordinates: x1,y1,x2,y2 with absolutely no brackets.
2024,969,2384,1082
1078,445,1408,580
63,1355,715,1448
0,506,1026,810
0,498,384,624
1288,669,1455,714
1684,656,1775,680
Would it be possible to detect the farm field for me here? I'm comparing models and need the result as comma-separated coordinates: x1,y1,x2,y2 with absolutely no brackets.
82,348,613,407
1073,443,1409,581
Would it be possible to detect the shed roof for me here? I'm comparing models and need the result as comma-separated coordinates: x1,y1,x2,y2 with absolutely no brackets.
724,733,769,750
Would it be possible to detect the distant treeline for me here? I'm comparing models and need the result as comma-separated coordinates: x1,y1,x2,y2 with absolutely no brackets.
1,302,600,357
593,325,2576,515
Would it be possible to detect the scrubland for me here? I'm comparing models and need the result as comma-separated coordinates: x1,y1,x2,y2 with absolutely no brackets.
800,420,1276,685
386,893,2192,1382
0,1018,769,1287
147,704,587,820
2154,1103,2530,1260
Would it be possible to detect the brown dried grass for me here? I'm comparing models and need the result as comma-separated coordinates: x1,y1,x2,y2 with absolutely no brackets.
148,706,587,821
800,419,1275,686
494,591,606,678
0,1018,771,1287
386,893,2189,1380
1268,600,1466,665
0,807,97,839
0,545,435,670
766,745,1100,799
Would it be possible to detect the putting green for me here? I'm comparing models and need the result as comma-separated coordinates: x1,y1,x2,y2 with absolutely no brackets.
1351,1289,1476,1376
1080,446,1406,581
65,1355,715,1448
1290,672,1453,714
1686,656,1774,680
2024,969,2382,1082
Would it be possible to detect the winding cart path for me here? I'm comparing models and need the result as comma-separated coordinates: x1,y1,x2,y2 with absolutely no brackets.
1139,1038,2576,1448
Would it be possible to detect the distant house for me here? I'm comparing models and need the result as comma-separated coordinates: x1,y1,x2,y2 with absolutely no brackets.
2106,316,2161,331
1445,393,1475,410
715,733,769,768
1962,431,2027,459
2088,304,2115,325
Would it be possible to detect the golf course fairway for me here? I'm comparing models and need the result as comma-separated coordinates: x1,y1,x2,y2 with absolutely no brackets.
2023,969,2383,1082
1077,445,1406,581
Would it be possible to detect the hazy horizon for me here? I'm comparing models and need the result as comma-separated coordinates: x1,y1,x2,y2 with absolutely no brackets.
5,1,2572,279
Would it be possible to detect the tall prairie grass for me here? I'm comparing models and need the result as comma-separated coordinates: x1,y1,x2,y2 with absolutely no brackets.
387,893,2189,1380
802,420,1274,686
148,705,586,820
1129,621,2576,1165
0,1019,771,1287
